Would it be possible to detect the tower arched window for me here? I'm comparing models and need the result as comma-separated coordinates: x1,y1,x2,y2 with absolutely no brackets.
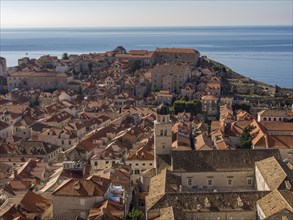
162,117,165,122
160,130,163,136
164,130,167,136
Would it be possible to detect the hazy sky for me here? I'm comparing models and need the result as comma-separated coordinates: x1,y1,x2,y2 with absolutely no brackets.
1,0,292,28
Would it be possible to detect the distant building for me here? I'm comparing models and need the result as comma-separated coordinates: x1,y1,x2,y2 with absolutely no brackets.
0,57,7,76
201,95,218,119
115,50,155,66
151,63,191,93
257,109,293,122
7,71,72,91
154,48,200,65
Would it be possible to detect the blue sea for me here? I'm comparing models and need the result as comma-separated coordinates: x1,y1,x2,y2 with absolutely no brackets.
0,26,292,88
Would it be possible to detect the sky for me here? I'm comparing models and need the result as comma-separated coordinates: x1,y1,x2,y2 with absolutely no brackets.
0,0,292,28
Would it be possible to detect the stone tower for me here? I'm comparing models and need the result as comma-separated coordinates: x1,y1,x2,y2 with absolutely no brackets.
154,103,172,169
0,57,7,76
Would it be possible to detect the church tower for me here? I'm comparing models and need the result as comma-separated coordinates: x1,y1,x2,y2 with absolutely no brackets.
154,103,172,169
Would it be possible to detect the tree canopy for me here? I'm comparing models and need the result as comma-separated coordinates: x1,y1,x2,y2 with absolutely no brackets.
173,99,202,116
128,208,144,220
233,102,251,113
239,125,255,149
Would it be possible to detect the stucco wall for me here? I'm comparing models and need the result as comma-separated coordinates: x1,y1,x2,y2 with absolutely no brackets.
53,195,104,220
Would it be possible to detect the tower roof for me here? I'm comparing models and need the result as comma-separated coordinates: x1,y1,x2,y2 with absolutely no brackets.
156,103,169,115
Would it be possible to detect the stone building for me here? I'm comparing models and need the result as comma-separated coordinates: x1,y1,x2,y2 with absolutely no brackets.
154,48,200,65
154,103,172,169
0,57,7,76
257,109,293,122
7,71,71,91
151,63,191,93
115,50,155,66
201,95,218,119
52,178,111,220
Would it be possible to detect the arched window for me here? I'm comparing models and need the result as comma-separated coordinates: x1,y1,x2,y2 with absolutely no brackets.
164,130,167,136
160,130,163,136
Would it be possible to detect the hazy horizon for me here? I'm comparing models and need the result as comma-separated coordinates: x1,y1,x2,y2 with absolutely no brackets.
1,1,292,28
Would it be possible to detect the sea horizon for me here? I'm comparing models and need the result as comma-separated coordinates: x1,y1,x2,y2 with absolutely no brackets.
1,25,292,88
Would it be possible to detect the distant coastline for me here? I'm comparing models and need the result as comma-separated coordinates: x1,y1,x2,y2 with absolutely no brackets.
1,26,292,88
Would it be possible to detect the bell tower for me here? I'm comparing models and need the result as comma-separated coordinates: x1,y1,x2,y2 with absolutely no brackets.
154,103,172,168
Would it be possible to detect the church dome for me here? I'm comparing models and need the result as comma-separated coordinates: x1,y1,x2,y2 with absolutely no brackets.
156,103,169,115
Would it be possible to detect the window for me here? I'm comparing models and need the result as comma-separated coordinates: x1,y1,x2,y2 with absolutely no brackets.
274,118,276,121
164,130,167,136
142,163,145,166
187,177,192,186
80,199,85,205
207,179,213,186
135,170,140,174
227,179,233,186
247,179,252,185
106,161,109,164
149,163,153,166
160,130,163,136
136,163,139,166
94,161,98,166
61,140,64,145
69,140,71,145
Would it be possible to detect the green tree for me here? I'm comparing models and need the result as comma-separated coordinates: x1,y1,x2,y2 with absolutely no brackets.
62,53,69,60
233,102,251,113
128,208,144,220
173,99,202,116
239,125,255,149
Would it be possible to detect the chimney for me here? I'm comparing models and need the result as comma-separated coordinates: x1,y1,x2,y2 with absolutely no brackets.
237,196,243,207
74,181,80,190
204,197,211,208
264,134,269,149
14,169,18,177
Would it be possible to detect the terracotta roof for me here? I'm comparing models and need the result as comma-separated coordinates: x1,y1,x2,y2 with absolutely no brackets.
266,135,293,149
258,109,293,117
257,190,293,218
45,111,72,123
9,71,67,78
0,203,25,219
88,199,124,220
0,120,9,130
255,157,287,190
151,63,191,75
127,146,154,161
19,141,60,156
19,190,51,213
260,122,293,132
91,168,130,192
156,206,176,220
148,191,269,213
201,95,218,100
155,48,198,54
195,133,213,150
172,149,281,172
146,169,181,211
53,178,111,197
